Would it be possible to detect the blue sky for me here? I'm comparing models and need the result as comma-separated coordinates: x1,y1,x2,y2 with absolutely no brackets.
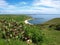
0,0,60,14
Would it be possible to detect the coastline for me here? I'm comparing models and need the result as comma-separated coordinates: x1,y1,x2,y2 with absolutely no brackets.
24,19,33,25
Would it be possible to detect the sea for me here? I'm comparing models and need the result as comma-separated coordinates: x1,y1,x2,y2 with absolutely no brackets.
27,14,60,24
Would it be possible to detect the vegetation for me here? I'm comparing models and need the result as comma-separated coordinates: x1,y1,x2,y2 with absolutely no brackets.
0,15,44,45
44,18,60,25
44,18,60,30
36,18,60,45
0,15,60,45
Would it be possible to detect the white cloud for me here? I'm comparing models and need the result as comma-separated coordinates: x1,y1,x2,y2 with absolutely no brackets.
32,0,60,14
0,0,35,14
0,0,8,8
33,0,60,8
0,0,60,14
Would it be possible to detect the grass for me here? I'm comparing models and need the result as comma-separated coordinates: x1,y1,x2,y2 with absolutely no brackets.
44,18,60,25
0,15,33,45
41,29,60,45
39,18,60,45
0,15,60,45
0,39,28,45
0,15,43,45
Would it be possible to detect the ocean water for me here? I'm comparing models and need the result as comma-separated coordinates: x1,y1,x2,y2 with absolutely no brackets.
27,14,60,24
28,18,47,24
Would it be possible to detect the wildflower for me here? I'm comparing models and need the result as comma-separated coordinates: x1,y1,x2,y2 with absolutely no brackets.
26,39,32,45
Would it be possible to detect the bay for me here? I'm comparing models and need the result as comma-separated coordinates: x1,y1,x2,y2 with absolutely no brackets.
27,14,60,24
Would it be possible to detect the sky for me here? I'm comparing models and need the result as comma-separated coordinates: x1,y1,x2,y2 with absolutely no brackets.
0,0,60,14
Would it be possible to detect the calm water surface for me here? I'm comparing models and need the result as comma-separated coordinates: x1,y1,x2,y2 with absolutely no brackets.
27,14,60,24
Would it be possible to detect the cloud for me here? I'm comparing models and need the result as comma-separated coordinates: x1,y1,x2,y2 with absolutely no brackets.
0,0,9,9
0,0,60,14
32,0,60,14
0,0,41,14
33,0,58,7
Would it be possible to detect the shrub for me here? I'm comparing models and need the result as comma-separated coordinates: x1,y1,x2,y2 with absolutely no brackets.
0,19,44,45
55,24,60,30
49,24,60,30
24,25,44,44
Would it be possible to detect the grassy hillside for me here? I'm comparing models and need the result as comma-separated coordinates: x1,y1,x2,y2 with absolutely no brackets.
0,15,60,45
36,18,60,45
41,28,60,45
0,15,44,45
45,18,60,25
0,15,31,22
40,18,60,45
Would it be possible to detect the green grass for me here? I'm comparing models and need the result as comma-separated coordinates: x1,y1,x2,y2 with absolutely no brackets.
0,39,28,45
36,18,60,45
41,29,60,45
44,18,60,25
0,15,60,45
0,15,31,22
0,15,43,45
39,18,60,45
0,15,34,45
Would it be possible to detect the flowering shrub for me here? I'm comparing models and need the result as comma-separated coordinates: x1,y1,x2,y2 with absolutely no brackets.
0,19,44,45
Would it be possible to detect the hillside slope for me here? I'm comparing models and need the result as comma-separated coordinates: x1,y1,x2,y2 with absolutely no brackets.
45,18,60,25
